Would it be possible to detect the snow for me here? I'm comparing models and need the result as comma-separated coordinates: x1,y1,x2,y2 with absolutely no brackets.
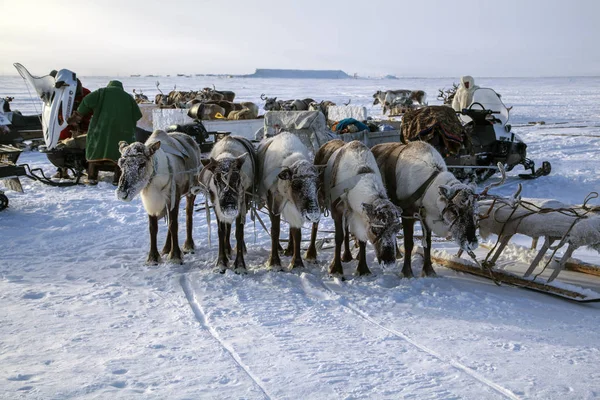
2,76,600,399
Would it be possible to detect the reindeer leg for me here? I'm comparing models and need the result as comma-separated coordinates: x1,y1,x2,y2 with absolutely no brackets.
216,220,229,272
305,222,319,262
233,214,247,273
267,209,282,270
284,226,294,256
289,227,304,270
182,193,196,253
146,215,161,265
167,197,182,264
225,223,233,257
401,217,415,278
342,227,353,262
421,228,437,277
524,237,554,278
161,229,172,256
355,240,372,276
328,209,344,276
547,243,575,283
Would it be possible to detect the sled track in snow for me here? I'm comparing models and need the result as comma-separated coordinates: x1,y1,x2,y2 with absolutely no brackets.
179,275,272,400
302,274,521,400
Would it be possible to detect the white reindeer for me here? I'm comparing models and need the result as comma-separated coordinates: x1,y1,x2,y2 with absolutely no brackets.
307,140,402,276
115,130,202,264
372,141,479,277
197,136,257,273
478,197,600,282
258,132,321,270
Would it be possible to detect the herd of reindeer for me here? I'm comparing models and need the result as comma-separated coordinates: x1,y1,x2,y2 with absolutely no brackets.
115,127,479,278
121,86,600,284
132,85,429,122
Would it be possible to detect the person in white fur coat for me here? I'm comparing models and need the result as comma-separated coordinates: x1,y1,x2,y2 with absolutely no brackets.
452,75,480,111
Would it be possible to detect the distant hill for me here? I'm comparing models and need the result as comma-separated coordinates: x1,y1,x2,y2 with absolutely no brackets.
243,69,350,79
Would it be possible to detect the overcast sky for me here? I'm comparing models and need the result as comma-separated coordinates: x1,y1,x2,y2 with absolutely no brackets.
2,0,599,77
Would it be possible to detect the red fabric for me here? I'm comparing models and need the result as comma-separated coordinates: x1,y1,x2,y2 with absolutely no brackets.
59,87,92,140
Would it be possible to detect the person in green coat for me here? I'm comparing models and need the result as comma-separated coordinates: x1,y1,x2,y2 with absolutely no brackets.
69,80,142,184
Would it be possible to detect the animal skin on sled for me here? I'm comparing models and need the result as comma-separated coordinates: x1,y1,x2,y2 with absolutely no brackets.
478,197,600,282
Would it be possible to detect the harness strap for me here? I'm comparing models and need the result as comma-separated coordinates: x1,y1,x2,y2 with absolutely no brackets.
324,147,373,209
396,170,441,213
378,144,406,205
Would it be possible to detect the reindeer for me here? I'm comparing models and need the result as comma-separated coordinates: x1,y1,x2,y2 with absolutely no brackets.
261,94,285,111
197,136,258,273
115,130,202,264
201,86,235,102
281,98,316,111
133,89,151,104
258,132,321,270
307,140,402,276
372,141,479,277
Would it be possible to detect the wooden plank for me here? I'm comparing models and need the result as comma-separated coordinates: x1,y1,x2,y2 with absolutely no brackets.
409,247,600,302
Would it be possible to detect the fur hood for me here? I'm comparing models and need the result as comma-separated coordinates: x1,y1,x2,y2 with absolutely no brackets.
452,76,480,111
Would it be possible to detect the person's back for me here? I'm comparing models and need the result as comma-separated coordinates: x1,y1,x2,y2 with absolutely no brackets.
452,75,479,111
74,80,142,184
78,80,142,163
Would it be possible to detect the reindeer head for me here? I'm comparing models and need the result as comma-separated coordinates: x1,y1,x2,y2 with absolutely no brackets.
202,154,247,223
277,160,321,224
115,141,160,201
362,199,402,267
438,183,479,251
263,96,279,111
372,91,383,105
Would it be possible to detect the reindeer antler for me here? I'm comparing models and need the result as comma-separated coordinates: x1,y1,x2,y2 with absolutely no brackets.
260,93,267,101
156,81,163,95
478,163,506,199
344,99,351,106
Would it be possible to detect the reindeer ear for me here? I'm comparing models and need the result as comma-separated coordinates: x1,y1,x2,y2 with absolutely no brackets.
278,167,292,180
119,141,129,154
439,185,453,199
235,153,248,168
147,141,161,156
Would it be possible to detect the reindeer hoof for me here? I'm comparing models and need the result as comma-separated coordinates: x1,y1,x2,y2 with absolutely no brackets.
341,252,353,262
421,269,438,278
354,269,372,277
146,252,161,265
328,263,344,277
234,267,247,275
182,243,195,254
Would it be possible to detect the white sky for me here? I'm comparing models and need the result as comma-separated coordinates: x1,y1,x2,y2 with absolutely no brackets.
2,0,599,77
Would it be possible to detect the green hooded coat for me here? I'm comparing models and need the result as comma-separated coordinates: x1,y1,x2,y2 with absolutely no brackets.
78,80,142,162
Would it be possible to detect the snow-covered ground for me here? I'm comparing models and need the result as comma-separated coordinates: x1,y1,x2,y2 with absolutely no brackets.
1,76,600,399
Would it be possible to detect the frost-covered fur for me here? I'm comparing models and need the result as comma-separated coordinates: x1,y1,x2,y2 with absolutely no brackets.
372,141,478,277
318,140,402,276
258,132,321,270
116,130,202,264
259,132,320,227
199,136,256,272
478,197,600,281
